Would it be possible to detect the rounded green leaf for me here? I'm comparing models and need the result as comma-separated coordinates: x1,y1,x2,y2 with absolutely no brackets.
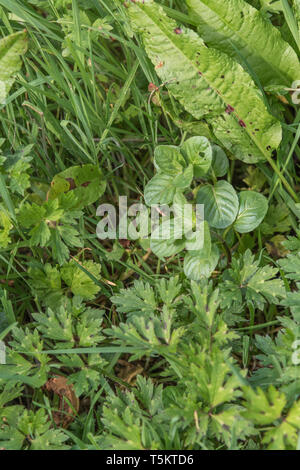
151,220,186,259
184,243,219,280
196,181,239,229
211,144,229,177
181,136,212,177
154,145,185,176
144,172,177,206
234,191,268,234
185,220,211,252
173,164,194,190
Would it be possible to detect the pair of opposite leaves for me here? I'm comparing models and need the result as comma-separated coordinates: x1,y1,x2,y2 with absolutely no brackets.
145,137,268,234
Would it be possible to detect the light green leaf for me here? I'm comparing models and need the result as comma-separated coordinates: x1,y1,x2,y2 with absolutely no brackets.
184,243,219,280
294,0,300,32
61,260,101,299
144,172,177,206
211,144,229,177
29,221,51,246
263,421,299,450
154,145,185,175
197,180,239,229
150,219,186,258
18,200,63,247
242,386,286,425
173,164,194,189
0,31,28,103
207,110,281,164
279,252,300,282
144,166,192,206
111,280,157,318
8,157,32,196
0,207,12,248
127,0,282,163
234,190,268,233
185,219,210,252
181,136,212,177
187,0,300,87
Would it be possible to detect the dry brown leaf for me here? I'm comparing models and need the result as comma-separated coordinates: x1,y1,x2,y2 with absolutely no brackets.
116,359,144,385
45,376,79,429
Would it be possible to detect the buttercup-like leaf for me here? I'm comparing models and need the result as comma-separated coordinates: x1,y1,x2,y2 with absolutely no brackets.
0,207,12,248
47,164,106,209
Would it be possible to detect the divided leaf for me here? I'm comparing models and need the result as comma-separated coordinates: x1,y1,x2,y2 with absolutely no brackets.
47,164,106,209
242,386,286,425
220,249,286,311
61,260,101,299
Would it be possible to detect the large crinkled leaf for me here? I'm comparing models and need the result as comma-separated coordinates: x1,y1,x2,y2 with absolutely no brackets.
207,109,281,164
0,31,28,103
294,0,300,34
127,0,282,163
187,0,300,88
